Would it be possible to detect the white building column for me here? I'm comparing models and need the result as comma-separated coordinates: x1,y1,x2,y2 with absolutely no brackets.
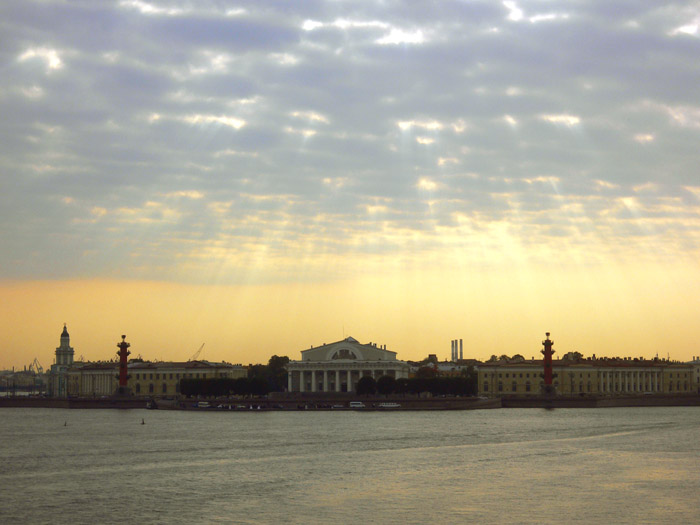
335,370,340,392
288,372,292,392
300,371,305,392
347,370,352,392
323,370,328,392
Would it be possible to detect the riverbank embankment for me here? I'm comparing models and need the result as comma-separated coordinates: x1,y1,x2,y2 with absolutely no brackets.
2,393,698,410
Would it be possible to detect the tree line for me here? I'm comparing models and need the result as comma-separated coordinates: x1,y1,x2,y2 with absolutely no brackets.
179,359,478,398
356,367,478,397
180,355,289,397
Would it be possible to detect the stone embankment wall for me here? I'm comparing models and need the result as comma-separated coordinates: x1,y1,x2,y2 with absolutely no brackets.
0,397,147,409
3,394,697,410
501,394,700,408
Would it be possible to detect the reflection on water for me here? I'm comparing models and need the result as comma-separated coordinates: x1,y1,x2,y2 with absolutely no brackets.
1,407,699,524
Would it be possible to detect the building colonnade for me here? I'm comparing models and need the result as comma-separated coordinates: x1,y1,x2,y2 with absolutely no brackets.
288,366,407,393
598,370,662,394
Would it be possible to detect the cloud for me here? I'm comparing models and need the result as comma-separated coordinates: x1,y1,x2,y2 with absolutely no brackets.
1,1,700,283
17,47,63,71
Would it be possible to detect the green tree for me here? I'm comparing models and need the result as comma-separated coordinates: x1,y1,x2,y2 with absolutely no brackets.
247,364,267,379
232,377,250,396
395,378,410,394
356,376,377,396
248,376,269,396
376,375,397,396
267,355,289,392
247,356,290,393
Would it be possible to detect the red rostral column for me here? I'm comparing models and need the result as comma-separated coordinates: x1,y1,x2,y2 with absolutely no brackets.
116,335,131,395
541,332,555,394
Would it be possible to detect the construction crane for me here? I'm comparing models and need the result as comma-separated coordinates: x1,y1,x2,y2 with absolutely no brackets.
29,358,43,375
189,343,205,362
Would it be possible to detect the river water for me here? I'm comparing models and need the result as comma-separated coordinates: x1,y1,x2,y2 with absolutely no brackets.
1,407,699,524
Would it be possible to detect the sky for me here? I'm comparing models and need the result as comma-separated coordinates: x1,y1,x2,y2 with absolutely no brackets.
2,0,700,369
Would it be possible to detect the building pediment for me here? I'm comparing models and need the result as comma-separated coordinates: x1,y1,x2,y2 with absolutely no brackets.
299,337,398,362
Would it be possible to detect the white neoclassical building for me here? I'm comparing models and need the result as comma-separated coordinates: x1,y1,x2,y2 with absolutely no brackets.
287,337,410,393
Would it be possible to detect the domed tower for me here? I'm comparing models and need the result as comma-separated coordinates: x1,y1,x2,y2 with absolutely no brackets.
48,324,75,397
55,323,74,367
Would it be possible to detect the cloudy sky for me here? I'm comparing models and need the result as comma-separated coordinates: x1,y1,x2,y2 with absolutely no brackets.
2,1,700,367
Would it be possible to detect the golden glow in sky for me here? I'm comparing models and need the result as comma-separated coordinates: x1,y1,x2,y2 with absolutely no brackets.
2,2,700,368
2,255,700,369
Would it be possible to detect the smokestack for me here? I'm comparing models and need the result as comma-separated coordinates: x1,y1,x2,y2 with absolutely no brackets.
450,340,454,361
460,339,463,361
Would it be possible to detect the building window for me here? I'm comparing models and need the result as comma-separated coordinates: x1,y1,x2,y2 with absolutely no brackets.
484,383,489,391
149,374,153,380
525,382,531,392
512,382,517,392
136,383,141,393
162,383,167,393
149,383,154,393
170,374,173,380
498,383,503,392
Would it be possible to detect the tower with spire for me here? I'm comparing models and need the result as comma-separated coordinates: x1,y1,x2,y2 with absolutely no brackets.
55,324,75,367
48,324,76,397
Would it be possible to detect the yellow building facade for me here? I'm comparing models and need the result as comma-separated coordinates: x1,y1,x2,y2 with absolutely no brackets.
66,360,247,398
478,358,694,397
